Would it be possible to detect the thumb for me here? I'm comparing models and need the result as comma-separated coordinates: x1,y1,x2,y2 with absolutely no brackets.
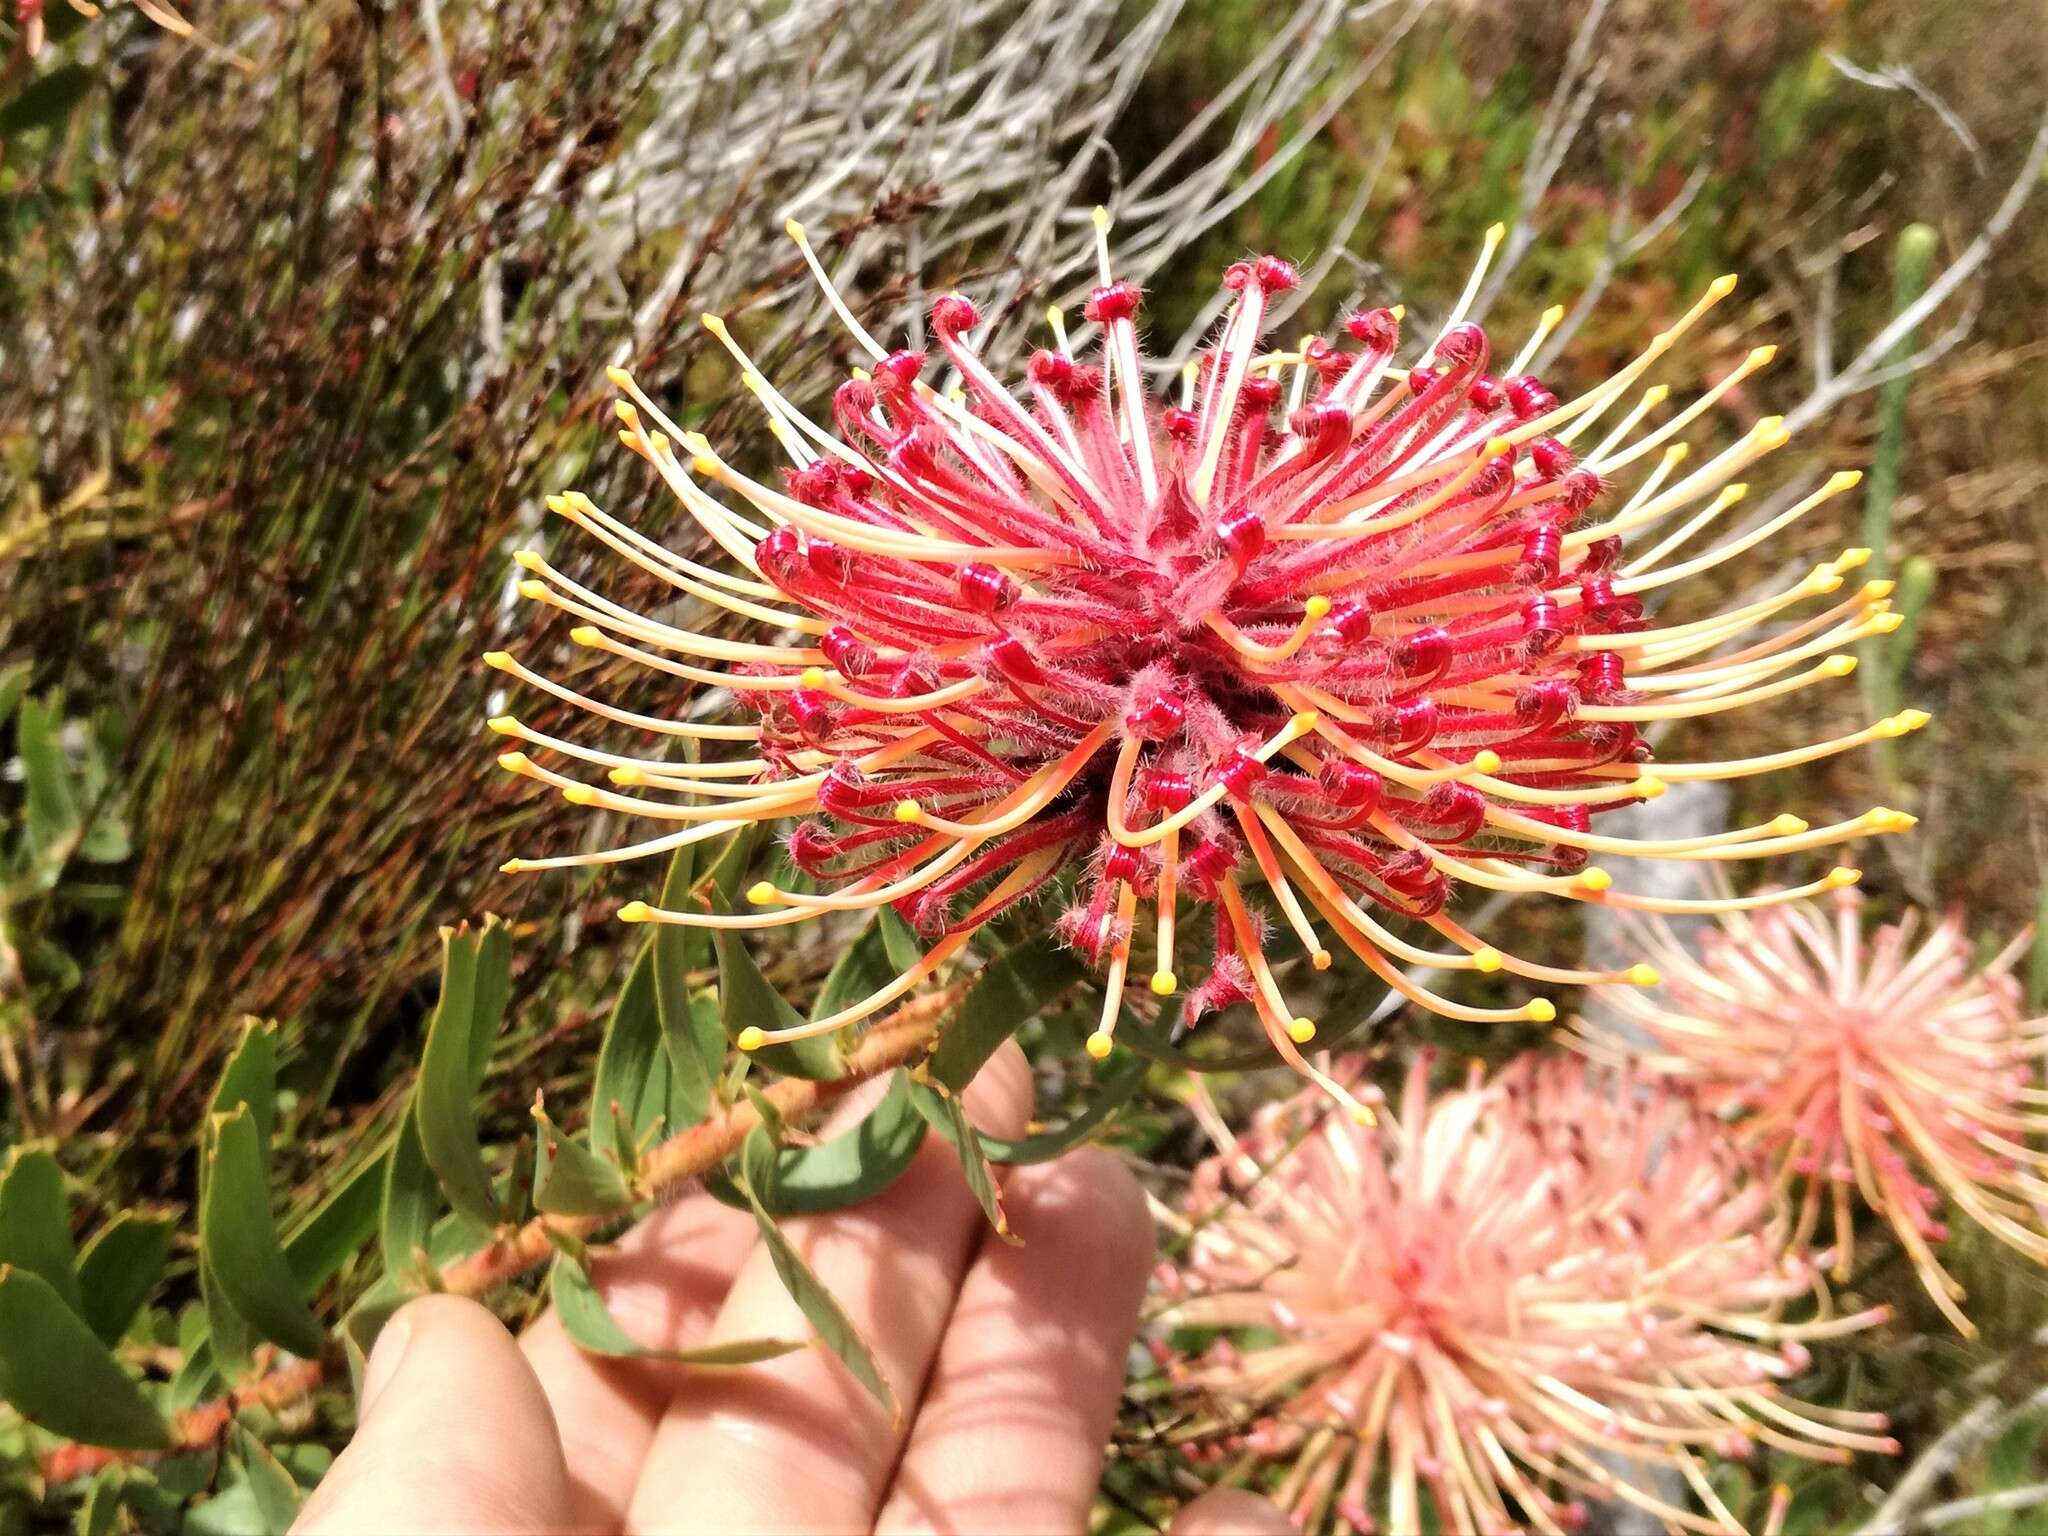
294,1295,571,1534
1169,1487,1296,1534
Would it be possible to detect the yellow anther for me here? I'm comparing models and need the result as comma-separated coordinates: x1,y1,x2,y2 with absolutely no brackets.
1310,949,1333,972
617,900,652,922
1820,654,1857,678
1471,750,1503,775
514,549,544,571
737,1026,766,1052
1626,964,1661,987
1771,814,1809,836
1709,274,1740,298
1150,971,1178,997
747,881,779,905
1085,1030,1114,1060
483,651,513,670
800,666,828,688
1287,1017,1317,1044
609,767,643,787
1863,580,1896,601
487,716,519,735
1830,469,1864,492
562,784,597,805
606,365,633,391
496,751,528,771
1896,708,1932,730
1826,866,1862,888
1873,611,1904,634
1303,594,1333,620
1525,999,1557,1023
1636,775,1667,800
1576,868,1613,893
517,579,547,601
1472,947,1503,973
1749,344,1778,366
893,800,923,824
1834,547,1872,571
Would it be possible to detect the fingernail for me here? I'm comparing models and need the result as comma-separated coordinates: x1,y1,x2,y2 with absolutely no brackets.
359,1312,415,1417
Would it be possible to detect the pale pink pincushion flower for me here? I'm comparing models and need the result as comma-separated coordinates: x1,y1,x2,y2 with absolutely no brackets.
1159,1054,1891,1535
1582,886,2048,1335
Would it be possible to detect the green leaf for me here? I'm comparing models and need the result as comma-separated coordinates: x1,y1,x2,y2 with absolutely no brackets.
734,1159,897,1422
811,913,899,1022
707,1073,928,1217
414,927,499,1229
531,1100,634,1216
650,846,725,1124
0,1147,84,1318
379,1115,438,1285
0,64,92,139
230,1423,304,1530
593,943,673,1158
18,693,80,865
927,936,1081,1092
912,1086,1013,1241
878,907,924,974
209,1018,279,1150
468,916,512,1085
201,1105,325,1358
979,1055,1146,1164
284,1141,390,1290
0,663,28,729
714,898,843,1082
200,1253,254,1383
0,1266,170,1449
76,1213,173,1348
550,1253,803,1364
78,1466,134,1536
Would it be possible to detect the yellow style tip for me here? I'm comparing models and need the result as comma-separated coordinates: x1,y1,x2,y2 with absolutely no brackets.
1470,750,1503,775
495,750,529,771
608,767,643,787
1830,469,1864,491
1389,304,1405,321
1626,964,1661,988
613,399,639,425
1826,866,1862,888
617,901,653,923
545,493,569,515
1349,1104,1378,1126
1472,947,1503,973
1311,949,1333,972
1287,1017,1317,1044
1483,221,1506,244
747,880,780,906
499,859,528,874
487,715,519,735
1091,205,1111,232
1085,1030,1114,1060
1771,814,1809,836
699,312,730,339
1576,868,1613,893
513,548,544,571
737,1026,766,1052
1863,579,1896,601
1288,710,1319,733
562,784,597,805
605,364,633,390
679,430,712,455
569,626,602,646
516,578,547,601
482,650,513,671
1541,304,1565,326
1642,384,1672,407
1834,547,1872,571
1873,611,1904,634
1303,594,1333,620
1709,273,1740,298
1896,707,1932,731
1750,344,1778,366
1664,441,1689,464
800,666,828,688
1636,775,1667,800
893,800,924,824
783,216,805,241
1524,999,1557,1024
1481,435,1512,458
1150,971,1178,997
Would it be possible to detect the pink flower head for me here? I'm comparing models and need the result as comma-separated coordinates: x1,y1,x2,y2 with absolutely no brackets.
488,211,1916,1101
1160,1054,1893,1535
1582,886,2048,1335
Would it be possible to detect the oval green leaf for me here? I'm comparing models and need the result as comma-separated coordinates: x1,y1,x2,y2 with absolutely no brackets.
201,1105,325,1359
76,1212,173,1348
0,1147,84,1318
531,1101,634,1217
0,1266,170,1450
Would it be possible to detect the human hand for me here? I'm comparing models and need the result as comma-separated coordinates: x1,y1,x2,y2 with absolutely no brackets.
293,1046,1288,1534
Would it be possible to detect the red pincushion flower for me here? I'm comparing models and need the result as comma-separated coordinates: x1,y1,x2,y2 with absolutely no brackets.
487,212,1917,1103
1579,886,2048,1336
1157,1054,1894,1535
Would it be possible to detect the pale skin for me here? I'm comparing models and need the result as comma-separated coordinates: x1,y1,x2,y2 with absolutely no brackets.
294,1046,1287,1535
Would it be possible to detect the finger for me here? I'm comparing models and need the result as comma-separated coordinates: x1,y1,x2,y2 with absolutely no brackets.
875,1147,1154,1536
520,1195,758,1531
293,1295,570,1535
1167,1489,1296,1535
625,1045,1035,1535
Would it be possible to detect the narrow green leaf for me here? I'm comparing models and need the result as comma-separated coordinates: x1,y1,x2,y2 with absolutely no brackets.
714,898,843,1082
912,1086,1014,1241
979,1055,1146,1164
379,1115,438,1285
729,1073,928,1215
76,1213,173,1347
0,664,29,734
78,1465,133,1536
415,927,499,1229
810,912,898,1022
230,1423,304,1530
17,693,79,861
468,916,513,1085
593,942,672,1158
284,1141,391,1290
0,64,92,138
0,1266,170,1449
200,1254,253,1383
531,1100,634,1216
878,907,924,974
209,1018,279,1151
927,937,1082,1091
650,845,724,1124
734,1164,896,1422
201,1106,325,1358
551,1252,803,1364
0,1148,84,1318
